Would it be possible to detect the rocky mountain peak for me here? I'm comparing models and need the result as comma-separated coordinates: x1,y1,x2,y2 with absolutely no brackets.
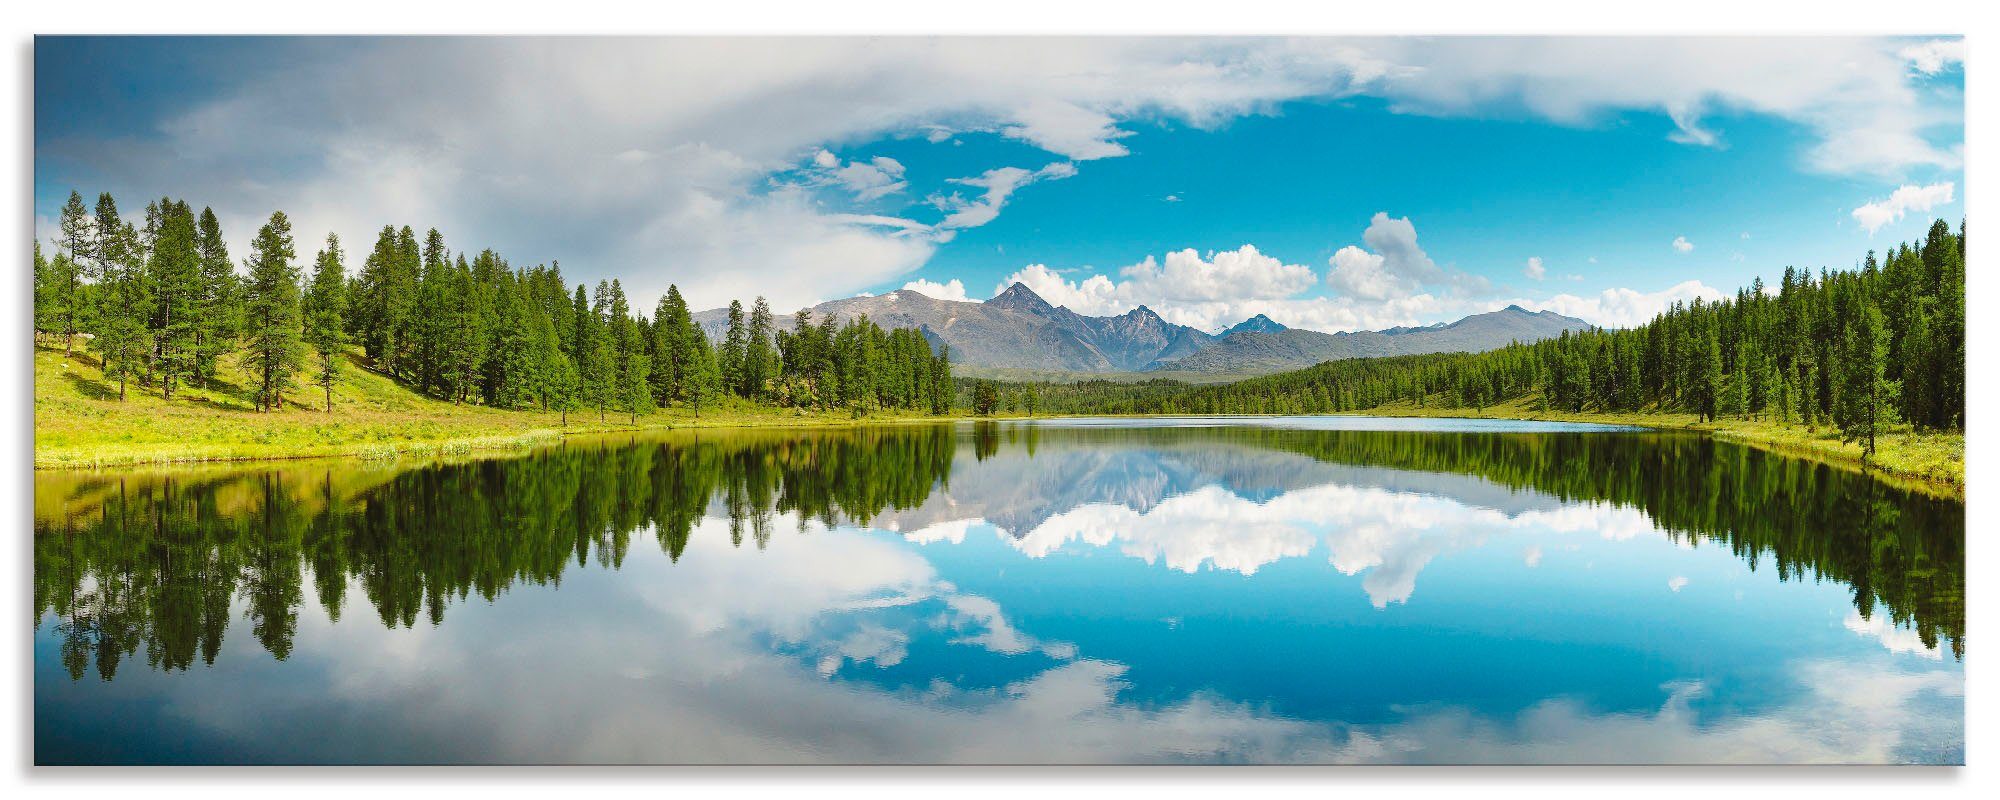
988,282,1055,314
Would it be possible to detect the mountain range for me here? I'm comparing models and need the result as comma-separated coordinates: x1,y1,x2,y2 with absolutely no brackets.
693,283,1592,377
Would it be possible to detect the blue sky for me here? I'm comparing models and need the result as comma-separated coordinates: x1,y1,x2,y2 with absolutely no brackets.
35,36,1964,333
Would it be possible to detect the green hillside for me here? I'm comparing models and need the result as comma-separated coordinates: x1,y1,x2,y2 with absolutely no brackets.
33,342,950,469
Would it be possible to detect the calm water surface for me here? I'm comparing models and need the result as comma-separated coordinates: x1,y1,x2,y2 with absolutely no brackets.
33,417,1964,764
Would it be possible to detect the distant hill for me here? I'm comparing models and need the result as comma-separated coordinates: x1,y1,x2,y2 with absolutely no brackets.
694,288,1590,377
1148,305,1593,375
1223,314,1287,336
694,283,1215,372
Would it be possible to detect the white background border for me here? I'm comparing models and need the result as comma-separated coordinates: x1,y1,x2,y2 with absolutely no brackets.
4,0,1987,795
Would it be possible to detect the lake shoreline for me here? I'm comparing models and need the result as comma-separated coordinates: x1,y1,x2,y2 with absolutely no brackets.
35,402,1964,498
1322,401,1965,499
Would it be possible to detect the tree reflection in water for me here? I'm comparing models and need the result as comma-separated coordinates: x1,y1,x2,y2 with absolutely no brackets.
34,422,1963,681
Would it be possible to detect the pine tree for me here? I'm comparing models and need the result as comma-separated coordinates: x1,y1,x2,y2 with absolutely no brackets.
485,271,539,408
302,233,348,412
574,284,613,420
52,192,93,353
972,380,999,416
87,195,149,401
719,300,746,397
1899,298,1936,430
45,191,92,353
353,226,415,377
389,226,423,379
411,231,456,396
525,289,566,411
621,350,652,424
1834,301,1898,458
1765,361,1787,424
685,333,720,419
547,354,581,426
192,208,238,389
744,296,775,399
1699,324,1723,422
443,253,488,401
146,200,202,398
930,345,953,415
600,279,645,418
242,212,304,411
33,240,49,334
650,285,697,405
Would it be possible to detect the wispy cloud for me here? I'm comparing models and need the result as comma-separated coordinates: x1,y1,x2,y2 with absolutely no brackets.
1851,182,1955,235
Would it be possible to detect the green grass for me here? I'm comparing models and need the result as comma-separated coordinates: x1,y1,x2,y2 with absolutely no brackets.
1352,396,1964,498
33,344,965,469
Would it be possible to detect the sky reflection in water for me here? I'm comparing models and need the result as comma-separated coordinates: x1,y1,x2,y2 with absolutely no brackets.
34,418,1964,764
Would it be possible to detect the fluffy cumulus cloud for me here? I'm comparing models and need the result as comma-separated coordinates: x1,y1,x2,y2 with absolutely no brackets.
1851,182,1956,235
1503,279,1728,329
37,36,1964,315
1899,39,1967,76
1328,213,1489,299
1671,236,1695,253
997,215,1507,334
998,244,1330,330
1523,256,1545,281
899,277,970,302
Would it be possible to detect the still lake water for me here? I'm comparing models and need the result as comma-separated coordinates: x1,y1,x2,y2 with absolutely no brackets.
34,417,1964,764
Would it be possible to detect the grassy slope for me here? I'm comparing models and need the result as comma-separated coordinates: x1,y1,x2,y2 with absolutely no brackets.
33,344,958,469
1352,396,1964,497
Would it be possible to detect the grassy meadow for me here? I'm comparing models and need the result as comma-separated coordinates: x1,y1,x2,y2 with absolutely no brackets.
33,343,957,469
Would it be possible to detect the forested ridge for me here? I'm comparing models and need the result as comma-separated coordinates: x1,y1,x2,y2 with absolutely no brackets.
1006,220,1966,457
34,191,953,423
31,189,1966,472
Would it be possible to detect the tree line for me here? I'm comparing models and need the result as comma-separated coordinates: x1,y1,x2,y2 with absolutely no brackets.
1015,219,1966,456
35,190,955,420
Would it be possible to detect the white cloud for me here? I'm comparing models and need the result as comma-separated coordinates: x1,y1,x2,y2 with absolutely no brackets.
997,244,1321,327
1844,612,1944,660
991,477,1669,609
1899,39,1966,76
1851,182,1955,235
1354,37,1962,175
804,150,908,201
40,36,1962,316
899,277,970,302
1671,236,1694,253
1162,194,1181,203
1524,256,1545,281
996,213,1510,333
930,162,1076,235
1329,213,1439,299
1504,279,1726,329
1668,576,1689,593
1007,219,1729,332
